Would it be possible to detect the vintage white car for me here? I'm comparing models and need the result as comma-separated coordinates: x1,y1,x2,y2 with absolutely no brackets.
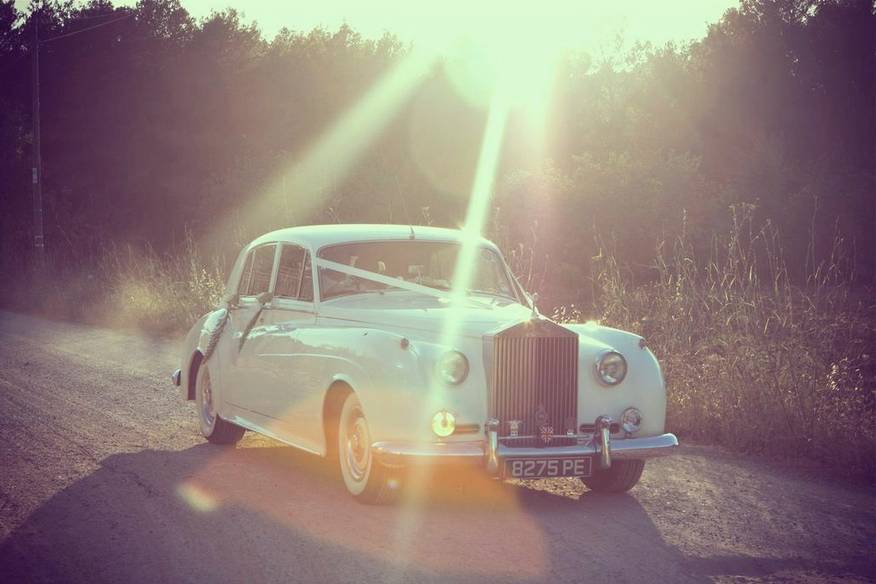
172,225,678,503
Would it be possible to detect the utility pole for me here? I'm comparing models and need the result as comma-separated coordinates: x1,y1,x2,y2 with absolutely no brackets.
31,8,45,268
26,8,132,270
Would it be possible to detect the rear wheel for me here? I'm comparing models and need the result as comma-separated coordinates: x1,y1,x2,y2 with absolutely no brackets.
196,365,245,445
337,392,398,504
582,459,645,493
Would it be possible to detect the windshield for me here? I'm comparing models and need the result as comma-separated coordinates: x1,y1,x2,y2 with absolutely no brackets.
318,240,517,302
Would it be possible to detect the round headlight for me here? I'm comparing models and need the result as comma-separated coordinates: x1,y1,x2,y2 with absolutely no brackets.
595,351,627,385
436,351,469,385
431,410,456,437
621,407,642,434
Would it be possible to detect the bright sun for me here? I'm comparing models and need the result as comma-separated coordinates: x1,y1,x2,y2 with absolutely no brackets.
414,3,580,111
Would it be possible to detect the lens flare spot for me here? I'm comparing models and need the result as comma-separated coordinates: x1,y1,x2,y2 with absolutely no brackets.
177,482,219,513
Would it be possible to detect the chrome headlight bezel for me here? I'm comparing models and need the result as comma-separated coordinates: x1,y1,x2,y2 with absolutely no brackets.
436,350,469,385
431,410,456,437
594,350,627,386
621,407,642,434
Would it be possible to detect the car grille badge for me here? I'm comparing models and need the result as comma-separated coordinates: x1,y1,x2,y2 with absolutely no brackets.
539,424,554,444
534,404,552,443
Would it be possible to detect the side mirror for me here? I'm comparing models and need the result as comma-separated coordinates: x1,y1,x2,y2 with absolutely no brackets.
256,291,273,306
225,292,240,308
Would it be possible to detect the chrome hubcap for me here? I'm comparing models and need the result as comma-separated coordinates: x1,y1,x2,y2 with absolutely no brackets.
344,408,369,482
199,371,215,428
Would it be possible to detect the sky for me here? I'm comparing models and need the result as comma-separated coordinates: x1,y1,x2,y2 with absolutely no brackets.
18,1,740,52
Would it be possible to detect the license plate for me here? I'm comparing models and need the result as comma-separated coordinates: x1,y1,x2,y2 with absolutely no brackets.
504,456,592,478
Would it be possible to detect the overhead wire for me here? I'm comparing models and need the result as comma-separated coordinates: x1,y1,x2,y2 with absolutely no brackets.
65,11,130,21
41,12,133,44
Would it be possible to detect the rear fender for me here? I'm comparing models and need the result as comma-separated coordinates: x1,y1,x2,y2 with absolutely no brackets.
178,309,226,400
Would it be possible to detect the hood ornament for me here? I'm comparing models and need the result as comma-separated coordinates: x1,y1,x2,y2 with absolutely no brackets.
530,292,540,319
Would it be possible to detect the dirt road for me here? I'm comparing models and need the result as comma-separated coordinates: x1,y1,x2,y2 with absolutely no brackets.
0,310,873,583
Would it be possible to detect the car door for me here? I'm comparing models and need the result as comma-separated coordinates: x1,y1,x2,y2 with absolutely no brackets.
240,244,320,449
223,242,278,424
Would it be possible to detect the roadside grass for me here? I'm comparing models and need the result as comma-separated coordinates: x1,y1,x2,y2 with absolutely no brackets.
97,238,226,334
1,233,226,337
577,206,876,476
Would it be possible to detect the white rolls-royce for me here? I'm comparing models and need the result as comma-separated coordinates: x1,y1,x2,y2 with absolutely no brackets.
172,225,678,503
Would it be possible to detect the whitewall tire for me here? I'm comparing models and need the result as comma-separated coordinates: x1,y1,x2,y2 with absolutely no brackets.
337,392,398,504
195,364,245,445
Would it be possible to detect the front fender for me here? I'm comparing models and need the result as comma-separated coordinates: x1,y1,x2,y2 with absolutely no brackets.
317,328,485,444
315,328,423,441
563,323,667,436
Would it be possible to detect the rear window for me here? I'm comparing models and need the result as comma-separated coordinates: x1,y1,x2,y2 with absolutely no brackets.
240,245,275,296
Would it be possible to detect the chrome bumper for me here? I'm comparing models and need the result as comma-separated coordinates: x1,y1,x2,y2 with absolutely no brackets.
171,369,181,386
372,432,679,472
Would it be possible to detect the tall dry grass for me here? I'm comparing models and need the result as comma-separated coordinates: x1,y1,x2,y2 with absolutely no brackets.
96,235,226,334
2,232,227,336
581,205,875,475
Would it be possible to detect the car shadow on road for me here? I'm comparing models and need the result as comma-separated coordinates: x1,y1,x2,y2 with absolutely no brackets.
0,442,864,584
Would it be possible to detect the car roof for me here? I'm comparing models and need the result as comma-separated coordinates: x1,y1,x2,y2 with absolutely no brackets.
248,224,500,252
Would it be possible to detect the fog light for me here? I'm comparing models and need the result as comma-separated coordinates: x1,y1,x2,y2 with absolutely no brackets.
621,407,642,434
431,410,456,438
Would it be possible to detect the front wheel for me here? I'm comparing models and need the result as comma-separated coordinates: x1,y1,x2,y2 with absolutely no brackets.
195,364,245,445
582,459,645,493
337,392,398,504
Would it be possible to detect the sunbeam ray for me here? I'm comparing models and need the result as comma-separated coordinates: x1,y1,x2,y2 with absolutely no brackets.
386,87,515,581
202,48,437,248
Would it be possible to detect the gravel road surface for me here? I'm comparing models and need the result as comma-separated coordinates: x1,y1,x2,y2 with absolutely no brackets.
0,310,874,583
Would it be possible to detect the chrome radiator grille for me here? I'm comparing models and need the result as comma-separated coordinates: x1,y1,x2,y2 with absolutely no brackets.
488,320,579,438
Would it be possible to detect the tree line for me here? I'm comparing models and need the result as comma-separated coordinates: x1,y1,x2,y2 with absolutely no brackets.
0,0,873,307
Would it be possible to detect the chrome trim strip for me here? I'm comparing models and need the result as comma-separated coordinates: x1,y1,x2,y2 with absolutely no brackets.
372,433,679,465
610,433,679,459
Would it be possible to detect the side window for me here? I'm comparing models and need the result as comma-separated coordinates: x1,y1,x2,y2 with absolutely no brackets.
242,244,275,296
275,245,305,298
237,250,255,295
